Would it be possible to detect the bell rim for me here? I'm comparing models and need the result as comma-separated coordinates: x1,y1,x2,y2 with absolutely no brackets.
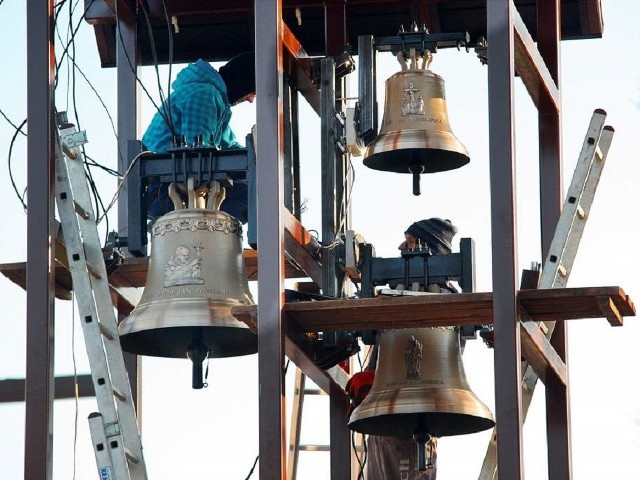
118,325,258,358
348,411,495,438
348,387,495,437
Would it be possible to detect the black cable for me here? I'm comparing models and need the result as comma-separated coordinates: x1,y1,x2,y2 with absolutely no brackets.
139,0,177,137
0,108,27,136
160,0,175,136
84,154,120,177
114,10,176,138
7,118,28,210
243,455,259,480
54,0,95,86
351,430,368,480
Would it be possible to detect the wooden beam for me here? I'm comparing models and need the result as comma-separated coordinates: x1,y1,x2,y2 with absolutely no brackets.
597,296,624,326
282,22,321,115
519,310,568,385
513,7,560,112
0,375,95,403
232,287,635,333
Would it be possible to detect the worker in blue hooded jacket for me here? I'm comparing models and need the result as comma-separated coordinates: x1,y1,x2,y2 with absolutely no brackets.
142,52,256,224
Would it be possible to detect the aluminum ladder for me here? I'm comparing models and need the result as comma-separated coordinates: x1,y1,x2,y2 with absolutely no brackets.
54,113,148,480
479,108,615,479
287,368,331,480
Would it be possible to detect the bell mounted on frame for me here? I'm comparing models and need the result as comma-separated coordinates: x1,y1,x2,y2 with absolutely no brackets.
348,326,494,469
118,179,256,389
363,48,470,195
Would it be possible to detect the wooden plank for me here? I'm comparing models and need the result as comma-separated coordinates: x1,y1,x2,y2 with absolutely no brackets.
232,304,348,394
232,287,635,333
519,286,635,320
513,6,560,112
519,309,568,385
597,296,624,326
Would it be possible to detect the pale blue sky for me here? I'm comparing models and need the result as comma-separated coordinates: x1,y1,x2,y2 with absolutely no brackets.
1,1,639,479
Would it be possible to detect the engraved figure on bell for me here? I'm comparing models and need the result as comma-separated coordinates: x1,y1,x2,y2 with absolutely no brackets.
164,243,205,287
404,335,423,380
401,82,425,116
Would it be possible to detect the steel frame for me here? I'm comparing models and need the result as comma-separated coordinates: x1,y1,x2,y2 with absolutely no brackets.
22,0,572,479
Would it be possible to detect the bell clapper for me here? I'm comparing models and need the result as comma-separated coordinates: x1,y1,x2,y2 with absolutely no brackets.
413,429,435,472
409,164,424,195
187,327,209,389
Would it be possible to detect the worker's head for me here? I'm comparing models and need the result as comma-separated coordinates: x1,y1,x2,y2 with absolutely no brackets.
219,52,256,105
399,218,458,254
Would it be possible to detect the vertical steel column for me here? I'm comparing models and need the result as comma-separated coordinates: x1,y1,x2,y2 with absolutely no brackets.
357,35,378,146
537,2,572,478
487,1,524,478
320,55,351,478
25,2,56,479
320,58,339,297
255,1,286,479
283,83,301,216
115,10,142,412
538,0,563,255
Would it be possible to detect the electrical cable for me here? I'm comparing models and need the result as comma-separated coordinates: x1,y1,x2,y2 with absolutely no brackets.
7,118,28,210
139,0,177,137
54,0,95,86
96,150,155,224
0,107,27,135
71,292,80,480
243,455,259,480
115,0,177,138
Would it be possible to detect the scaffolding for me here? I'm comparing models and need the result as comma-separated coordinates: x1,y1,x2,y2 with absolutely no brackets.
10,1,638,480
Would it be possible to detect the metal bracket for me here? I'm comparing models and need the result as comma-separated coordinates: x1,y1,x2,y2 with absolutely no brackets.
61,130,88,149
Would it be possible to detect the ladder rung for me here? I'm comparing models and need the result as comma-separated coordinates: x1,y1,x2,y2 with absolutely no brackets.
85,261,103,280
299,445,330,452
303,388,324,396
595,145,604,161
99,322,116,340
125,448,140,465
73,200,91,220
112,386,127,403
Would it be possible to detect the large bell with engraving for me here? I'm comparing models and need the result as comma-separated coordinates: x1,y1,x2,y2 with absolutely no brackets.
363,50,470,195
348,327,494,440
118,181,256,388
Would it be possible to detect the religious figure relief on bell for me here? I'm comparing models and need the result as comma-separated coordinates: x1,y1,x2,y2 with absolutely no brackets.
401,82,425,116
404,335,423,380
164,243,205,287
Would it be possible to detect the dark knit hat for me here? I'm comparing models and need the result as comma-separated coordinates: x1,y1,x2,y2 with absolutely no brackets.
218,52,256,105
404,218,458,254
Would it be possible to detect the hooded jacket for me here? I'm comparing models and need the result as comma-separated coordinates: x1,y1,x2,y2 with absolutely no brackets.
142,60,240,152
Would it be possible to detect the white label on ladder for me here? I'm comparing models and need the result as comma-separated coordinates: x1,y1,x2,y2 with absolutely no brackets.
100,467,113,480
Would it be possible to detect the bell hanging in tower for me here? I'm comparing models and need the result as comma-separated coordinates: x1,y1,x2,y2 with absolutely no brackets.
363,48,470,195
118,180,256,389
348,327,494,469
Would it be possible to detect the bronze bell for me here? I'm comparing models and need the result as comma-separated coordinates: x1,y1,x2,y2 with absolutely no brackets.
348,327,494,439
118,181,256,388
363,49,470,195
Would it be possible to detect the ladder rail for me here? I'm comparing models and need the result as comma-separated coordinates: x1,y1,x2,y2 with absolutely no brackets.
478,109,614,480
54,120,148,480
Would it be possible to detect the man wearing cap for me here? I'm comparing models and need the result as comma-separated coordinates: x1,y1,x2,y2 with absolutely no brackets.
142,52,256,224
350,218,458,480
